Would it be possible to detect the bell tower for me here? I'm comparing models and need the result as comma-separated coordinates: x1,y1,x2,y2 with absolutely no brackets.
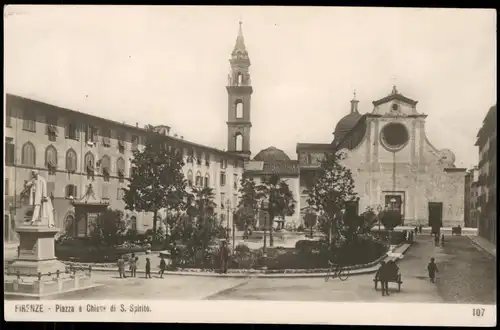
226,21,252,159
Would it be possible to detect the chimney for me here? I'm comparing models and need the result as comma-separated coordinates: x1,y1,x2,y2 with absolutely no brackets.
180,136,184,140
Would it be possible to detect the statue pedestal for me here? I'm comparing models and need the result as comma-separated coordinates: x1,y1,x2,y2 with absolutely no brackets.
7,225,66,276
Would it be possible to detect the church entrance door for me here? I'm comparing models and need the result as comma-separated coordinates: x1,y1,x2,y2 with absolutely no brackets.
385,195,403,225
428,202,443,235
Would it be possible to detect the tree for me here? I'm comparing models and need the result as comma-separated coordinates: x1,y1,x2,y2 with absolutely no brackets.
307,151,357,246
123,127,188,244
236,177,260,231
90,209,127,246
256,174,296,247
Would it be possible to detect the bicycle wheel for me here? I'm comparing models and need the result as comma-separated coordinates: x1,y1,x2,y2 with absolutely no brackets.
324,270,331,282
338,268,349,281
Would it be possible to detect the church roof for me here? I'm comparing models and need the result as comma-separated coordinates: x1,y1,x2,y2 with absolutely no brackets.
333,91,362,136
253,146,291,162
372,86,418,106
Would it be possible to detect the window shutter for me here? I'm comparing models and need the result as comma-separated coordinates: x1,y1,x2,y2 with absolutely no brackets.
93,127,99,142
75,124,80,141
65,124,70,138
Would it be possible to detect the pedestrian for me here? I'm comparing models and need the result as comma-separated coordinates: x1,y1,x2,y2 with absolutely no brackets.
131,256,138,277
441,234,445,247
219,240,230,274
145,257,152,279
434,234,439,246
117,256,126,279
376,261,389,296
427,257,439,283
170,242,178,270
419,225,423,234
414,226,418,236
159,256,167,278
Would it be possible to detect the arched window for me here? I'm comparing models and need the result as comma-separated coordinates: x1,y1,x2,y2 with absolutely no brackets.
66,149,77,172
187,170,193,187
235,100,243,119
64,213,75,236
84,152,95,178
235,134,243,152
100,155,111,181
21,142,36,166
45,145,58,174
117,157,125,181
237,73,243,86
130,216,137,231
204,173,210,187
196,171,202,186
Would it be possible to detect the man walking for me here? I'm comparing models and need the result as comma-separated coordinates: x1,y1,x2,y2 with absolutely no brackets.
117,256,126,279
219,240,230,274
376,261,390,296
145,258,152,279
427,257,439,283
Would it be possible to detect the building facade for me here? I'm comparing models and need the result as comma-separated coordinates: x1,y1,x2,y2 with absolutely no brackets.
475,105,497,244
464,167,480,228
297,87,467,228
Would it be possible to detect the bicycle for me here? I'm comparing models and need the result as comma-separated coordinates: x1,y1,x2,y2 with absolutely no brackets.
324,261,349,282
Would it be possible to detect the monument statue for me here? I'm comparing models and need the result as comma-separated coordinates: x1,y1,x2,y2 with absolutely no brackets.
24,170,55,227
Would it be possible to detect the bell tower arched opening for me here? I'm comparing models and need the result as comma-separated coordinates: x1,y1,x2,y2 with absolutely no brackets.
235,133,243,152
235,100,243,119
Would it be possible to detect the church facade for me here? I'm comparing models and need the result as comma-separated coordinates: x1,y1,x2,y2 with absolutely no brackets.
297,87,467,228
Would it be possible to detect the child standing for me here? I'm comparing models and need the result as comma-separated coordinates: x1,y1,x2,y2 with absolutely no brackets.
427,257,439,283
145,258,151,279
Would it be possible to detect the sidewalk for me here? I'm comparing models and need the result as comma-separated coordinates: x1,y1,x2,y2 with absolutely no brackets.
466,235,496,257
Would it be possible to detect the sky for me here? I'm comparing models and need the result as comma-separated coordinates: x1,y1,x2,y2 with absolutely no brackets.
4,6,497,168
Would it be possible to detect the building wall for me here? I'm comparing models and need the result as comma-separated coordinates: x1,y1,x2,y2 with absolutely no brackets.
4,95,244,241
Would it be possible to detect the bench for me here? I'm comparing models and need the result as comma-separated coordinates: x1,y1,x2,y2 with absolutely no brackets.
374,273,403,292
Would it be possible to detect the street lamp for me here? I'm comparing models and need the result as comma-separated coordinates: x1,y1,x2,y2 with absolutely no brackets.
261,199,269,255
225,199,231,240
376,205,383,233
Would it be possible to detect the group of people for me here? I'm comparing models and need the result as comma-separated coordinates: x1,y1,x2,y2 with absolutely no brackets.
115,239,233,279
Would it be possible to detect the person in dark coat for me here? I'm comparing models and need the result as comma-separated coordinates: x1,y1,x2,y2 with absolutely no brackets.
145,257,152,279
159,256,167,278
376,261,390,296
170,243,178,269
440,234,445,247
219,240,230,274
427,257,439,283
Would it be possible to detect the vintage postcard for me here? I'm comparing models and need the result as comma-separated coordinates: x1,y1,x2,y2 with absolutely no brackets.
3,5,496,326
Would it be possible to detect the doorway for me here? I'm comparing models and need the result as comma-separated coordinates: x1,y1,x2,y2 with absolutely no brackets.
385,195,403,226
428,202,443,233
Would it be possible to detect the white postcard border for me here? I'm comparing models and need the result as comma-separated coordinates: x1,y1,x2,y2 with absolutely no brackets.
4,300,497,326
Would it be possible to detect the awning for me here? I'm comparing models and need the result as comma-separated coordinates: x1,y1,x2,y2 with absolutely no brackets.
118,140,125,148
47,160,57,168
102,137,111,146
118,169,125,177
47,125,58,135
102,167,110,176
87,164,95,172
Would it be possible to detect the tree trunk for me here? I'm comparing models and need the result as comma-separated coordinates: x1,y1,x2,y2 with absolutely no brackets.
153,210,158,244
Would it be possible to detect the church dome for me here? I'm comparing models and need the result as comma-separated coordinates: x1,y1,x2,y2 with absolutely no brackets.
334,112,362,135
253,146,291,162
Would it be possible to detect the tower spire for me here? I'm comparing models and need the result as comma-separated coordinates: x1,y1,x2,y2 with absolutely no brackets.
350,89,359,114
232,21,247,55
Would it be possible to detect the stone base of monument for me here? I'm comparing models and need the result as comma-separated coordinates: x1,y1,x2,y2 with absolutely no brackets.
4,225,100,300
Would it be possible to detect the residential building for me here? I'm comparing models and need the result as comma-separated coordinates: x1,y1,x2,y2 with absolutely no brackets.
475,105,497,244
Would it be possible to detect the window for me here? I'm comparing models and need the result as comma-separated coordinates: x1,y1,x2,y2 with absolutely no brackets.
196,151,202,165
117,131,125,153
21,142,36,166
187,149,194,163
220,192,226,208
84,152,95,179
237,73,243,86
235,134,243,151
131,135,139,151
47,182,55,198
66,148,78,172
233,174,238,189
187,170,193,187
5,138,15,165
22,109,36,132
130,216,137,231
45,145,58,175
117,157,125,182
46,115,58,141
102,128,112,147
5,179,9,196
204,174,210,187
220,157,227,169
100,155,111,182
205,153,210,166
84,124,99,144
196,171,202,186
220,172,226,186
6,106,12,127
235,100,243,119
102,184,109,199
65,122,79,140
220,213,225,223
307,154,312,164
65,184,77,198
